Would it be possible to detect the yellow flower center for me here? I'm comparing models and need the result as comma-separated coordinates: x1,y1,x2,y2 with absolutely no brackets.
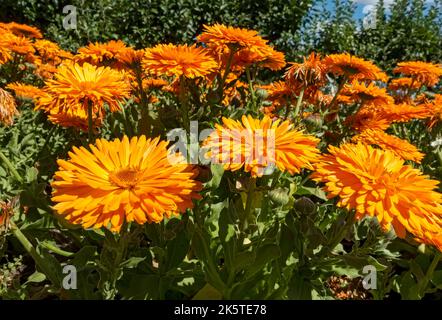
109,168,139,189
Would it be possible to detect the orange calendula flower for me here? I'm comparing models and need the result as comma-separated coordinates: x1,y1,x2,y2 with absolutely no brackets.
380,103,429,123
75,40,129,69
203,115,320,177
0,33,35,61
0,22,43,39
259,81,293,113
33,39,72,65
285,52,326,87
424,94,442,128
36,62,130,128
394,61,442,87
197,24,268,49
51,136,202,232
352,129,425,163
143,44,218,79
6,82,44,100
346,108,391,132
339,80,393,106
312,142,442,251
323,53,388,82
199,24,285,72
0,87,18,126
228,46,286,71
388,77,421,91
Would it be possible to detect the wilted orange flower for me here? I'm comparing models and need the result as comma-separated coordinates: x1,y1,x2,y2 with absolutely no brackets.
388,77,421,91
197,24,268,49
36,62,130,128
323,53,388,82
312,142,442,251
0,87,18,126
143,44,218,79
340,80,393,106
6,82,44,100
0,22,43,39
352,129,424,163
424,94,442,128
75,40,129,69
285,52,326,87
204,115,320,177
51,136,202,232
394,61,442,87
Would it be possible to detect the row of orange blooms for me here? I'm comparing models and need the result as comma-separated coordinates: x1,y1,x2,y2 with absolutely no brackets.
0,22,441,252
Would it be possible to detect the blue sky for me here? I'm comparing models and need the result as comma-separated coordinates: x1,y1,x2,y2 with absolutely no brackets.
325,0,435,21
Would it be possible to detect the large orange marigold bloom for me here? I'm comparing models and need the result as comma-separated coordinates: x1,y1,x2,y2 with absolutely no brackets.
0,88,18,126
312,142,442,251
323,53,388,82
51,136,202,232
352,129,424,163
393,61,442,87
143,44,218,79
203,115,320,177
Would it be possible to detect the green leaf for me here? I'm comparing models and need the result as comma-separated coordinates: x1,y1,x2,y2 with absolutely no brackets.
244,244,281,279
296,186,327,201
206,163,224,189
26,271,46,284
192,283,223,300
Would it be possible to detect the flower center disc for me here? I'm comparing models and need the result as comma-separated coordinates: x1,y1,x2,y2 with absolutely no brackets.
109,168,139,189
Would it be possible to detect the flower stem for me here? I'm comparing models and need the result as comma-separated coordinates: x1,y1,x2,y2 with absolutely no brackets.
246,67,256,112
418,251,441,298
179,76,190,133
292,88,305,119
328,76,348,111
10,220,59,285
240,177,256,235
218,48,236,102
0,150,23,183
